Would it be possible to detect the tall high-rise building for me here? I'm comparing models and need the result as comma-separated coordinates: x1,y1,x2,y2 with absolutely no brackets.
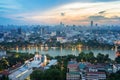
40,27,45,36
18,27,22,34
90,21,93,27
95,23,98,27
0,25,3,32
60,22,64,27
0,33,4,38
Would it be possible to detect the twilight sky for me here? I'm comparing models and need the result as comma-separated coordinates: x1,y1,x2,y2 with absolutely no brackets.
0,0,120,25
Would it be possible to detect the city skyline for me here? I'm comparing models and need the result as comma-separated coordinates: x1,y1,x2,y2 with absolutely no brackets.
0,0,120,25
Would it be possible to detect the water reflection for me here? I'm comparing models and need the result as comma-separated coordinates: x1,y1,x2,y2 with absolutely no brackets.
16,46,18,52
13,46,115,60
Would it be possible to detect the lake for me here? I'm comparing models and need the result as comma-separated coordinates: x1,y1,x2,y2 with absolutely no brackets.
10,46,116,60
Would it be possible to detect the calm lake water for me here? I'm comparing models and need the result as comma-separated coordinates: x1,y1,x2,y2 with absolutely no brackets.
11,47,116,60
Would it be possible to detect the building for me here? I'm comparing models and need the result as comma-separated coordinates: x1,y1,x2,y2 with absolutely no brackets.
18,27,22,34
50,32,56,36
44,59,57,69
90,21,93,27
0,33,4,38
67,72,80,80
9,54,47,80
9,65,33,80
113,64,120,73
0,38,4,42
57,37,67,43
85,63,107,80
66,60,80,80
67,63,78,72
0,51,6,59
66,61,108,80
86,72,106,80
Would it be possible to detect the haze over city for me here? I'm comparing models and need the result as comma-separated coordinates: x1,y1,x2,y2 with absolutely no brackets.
0,0,120,25
1,0,120,80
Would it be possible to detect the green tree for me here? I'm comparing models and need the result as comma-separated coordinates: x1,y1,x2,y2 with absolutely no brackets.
115,56,120,63
96,53,105,63
87,52,95,63
44,69,62,80
107,71,120,80
30,70,44,80
30,69,62,80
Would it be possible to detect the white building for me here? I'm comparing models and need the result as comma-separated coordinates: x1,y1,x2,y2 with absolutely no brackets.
57,37,67,43
9,54,47,80
44,59,57,69
9,66,33,80
50,32,56,36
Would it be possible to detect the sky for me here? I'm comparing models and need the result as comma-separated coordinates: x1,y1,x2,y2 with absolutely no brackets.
0,0,120,25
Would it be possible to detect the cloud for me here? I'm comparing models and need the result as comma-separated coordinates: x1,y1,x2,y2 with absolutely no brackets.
0,0,120,25
0,16,28,25
0,7,17,12
72,15,120,25
88,15,120,21
94,0,119,2
0,3,7,6
98,11,106,14
0,17,17,25
87,15,120,25
16,16,24,19
61,12,65,16
88,16,107,20
0,7,10,10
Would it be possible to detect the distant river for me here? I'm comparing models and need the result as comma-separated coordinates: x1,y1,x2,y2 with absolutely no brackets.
11,47,116,60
